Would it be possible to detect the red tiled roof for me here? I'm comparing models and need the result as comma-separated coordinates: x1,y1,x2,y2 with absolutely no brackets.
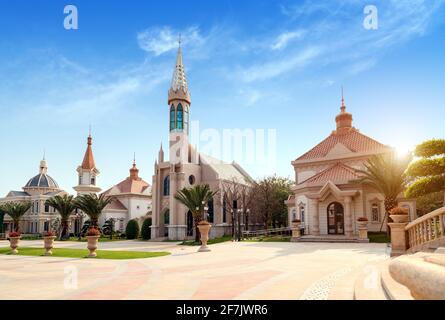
296,129,389,161
81,136,96,169
114,178,150,194
104,198,127,211
300,162,360,185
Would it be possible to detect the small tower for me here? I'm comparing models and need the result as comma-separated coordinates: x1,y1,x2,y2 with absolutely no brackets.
129,154,140,181
158,143,164,163
73,133,101,194
335,87,353,135
168,37,191,164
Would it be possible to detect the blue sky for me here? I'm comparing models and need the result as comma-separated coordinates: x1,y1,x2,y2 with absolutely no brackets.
0,0,444,196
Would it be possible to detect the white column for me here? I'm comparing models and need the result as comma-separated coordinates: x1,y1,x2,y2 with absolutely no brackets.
310,198,320,235
344,196,353,237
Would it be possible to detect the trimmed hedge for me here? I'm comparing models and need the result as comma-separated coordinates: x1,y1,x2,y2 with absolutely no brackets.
141,218,152,240
125,219,140,240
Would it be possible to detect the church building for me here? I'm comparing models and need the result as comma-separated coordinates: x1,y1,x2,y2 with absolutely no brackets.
286,95,416,238
150,43,252,241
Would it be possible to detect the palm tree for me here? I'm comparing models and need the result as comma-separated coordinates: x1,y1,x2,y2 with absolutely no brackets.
354,153,412,232
175,184,218,242
74,194,113,229
45,194,76,239
0,201,31,232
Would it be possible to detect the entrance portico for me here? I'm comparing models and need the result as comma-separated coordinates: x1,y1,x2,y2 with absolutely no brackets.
307,181,359,237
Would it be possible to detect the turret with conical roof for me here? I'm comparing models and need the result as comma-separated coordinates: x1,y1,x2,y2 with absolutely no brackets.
73,133,101,195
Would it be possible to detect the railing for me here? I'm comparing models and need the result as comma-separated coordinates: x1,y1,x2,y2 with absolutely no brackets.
242,227,292,239
405,206,445,253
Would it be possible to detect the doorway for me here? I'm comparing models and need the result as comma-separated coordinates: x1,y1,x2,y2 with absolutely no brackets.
327,202,344,235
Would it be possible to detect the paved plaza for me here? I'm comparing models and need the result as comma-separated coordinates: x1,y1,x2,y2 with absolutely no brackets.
0,240,389,300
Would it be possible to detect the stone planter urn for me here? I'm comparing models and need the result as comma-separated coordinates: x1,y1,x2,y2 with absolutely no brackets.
197,221,212,252
86,235,100,258
390,215,408,223
389,207,409,224
43,236,57,256
291,220,301,238
356,218,368,240
9,236,21,255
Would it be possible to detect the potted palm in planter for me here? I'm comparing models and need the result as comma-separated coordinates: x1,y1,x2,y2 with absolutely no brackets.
197,220,212,252
43,231,57,256
8,231,21,254
86,227,101,258
74,193,113,257
389,207,409,223
174,184,217,248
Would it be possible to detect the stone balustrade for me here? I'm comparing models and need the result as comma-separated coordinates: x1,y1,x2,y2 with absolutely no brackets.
405,206,445,253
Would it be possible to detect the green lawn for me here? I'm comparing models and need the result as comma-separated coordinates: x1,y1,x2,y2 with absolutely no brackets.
180,235,233,246
368,232,390,243
0,247,170,259
244,235,291,242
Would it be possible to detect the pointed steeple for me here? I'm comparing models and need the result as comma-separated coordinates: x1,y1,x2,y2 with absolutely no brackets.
335,87,353,134
81,133,96,170
168,36,191,105
158,143,164,162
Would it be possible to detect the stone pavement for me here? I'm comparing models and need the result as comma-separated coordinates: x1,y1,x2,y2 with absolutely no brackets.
0,240,389,300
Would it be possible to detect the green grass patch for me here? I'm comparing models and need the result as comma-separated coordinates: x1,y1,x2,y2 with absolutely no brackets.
180,235,233,246
244,235,291,242
0,247,170,260
368,232,390,243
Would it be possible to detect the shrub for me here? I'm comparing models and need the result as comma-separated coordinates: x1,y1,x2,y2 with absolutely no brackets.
86,228,100,236
141,218,152,240
9,232,21,238
389,207,408,215
126,219,140,239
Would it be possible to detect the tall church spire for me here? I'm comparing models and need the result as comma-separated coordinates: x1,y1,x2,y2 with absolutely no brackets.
168,37,191,105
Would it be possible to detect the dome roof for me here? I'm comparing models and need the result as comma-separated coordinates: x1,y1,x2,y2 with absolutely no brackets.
23,158,60,190
25,173,59,189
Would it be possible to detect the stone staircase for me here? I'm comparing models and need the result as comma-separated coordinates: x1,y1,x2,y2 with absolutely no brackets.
354,247,445,300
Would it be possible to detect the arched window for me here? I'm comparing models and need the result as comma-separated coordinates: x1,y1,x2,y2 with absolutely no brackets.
371,203,380,222
163,176,170,196
207,198,214,223
176,104,183,130
170,105,175,131
164,210,170,225
299,205,305,222
184,105,189,133
292,209,297,221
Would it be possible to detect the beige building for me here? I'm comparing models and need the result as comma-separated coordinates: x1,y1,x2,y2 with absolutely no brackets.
150,43,252,241
286,96,416,238
0,157,67,234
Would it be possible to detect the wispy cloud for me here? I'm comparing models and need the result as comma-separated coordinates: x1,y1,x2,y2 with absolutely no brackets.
137,26,205,56
271,30,306,50
239,46,322,82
